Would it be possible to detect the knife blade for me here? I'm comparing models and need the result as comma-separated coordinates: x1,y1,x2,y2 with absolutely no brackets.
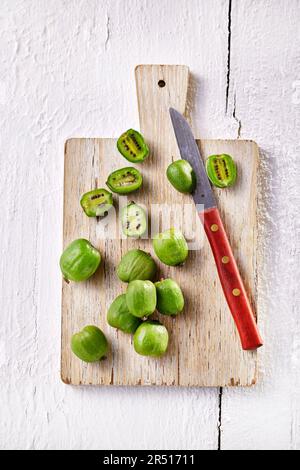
170,108,216,210
169,107,263,351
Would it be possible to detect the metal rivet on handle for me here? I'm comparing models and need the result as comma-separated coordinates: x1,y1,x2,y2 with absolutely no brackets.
222,256,229,264
211,224,219,232
232,288,241,296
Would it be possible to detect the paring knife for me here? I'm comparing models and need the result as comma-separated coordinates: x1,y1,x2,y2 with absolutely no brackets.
169,108,263,351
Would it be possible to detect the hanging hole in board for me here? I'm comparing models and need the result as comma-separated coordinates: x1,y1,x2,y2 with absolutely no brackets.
158,80,166,88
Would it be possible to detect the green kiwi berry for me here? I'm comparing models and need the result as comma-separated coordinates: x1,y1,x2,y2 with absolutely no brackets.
205,154,237,188
60,239,101,282
80,188,113,217
126,280,157,318
121,201,147,238
166,159,196,193
107,294,141,333
117,129,149,163
106,167,143,194
153,228,188,266
133,321,169,357
71,326,108,362
155,278,184,316
117,249,157,283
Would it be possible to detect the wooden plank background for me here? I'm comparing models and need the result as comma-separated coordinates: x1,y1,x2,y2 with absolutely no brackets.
3,0,299,450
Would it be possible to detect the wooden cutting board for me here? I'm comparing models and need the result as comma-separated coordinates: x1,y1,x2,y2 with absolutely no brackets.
61,65,260,386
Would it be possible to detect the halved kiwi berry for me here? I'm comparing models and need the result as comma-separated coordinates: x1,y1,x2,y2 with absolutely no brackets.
205,154,237,188
121,201,147,238
80,188,113,217
106,167,143,194
117,129,149,163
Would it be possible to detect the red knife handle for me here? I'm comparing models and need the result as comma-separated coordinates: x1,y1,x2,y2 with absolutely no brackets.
200,207,263,350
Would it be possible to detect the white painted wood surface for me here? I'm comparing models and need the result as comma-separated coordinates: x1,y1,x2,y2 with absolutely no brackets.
0,0,299,450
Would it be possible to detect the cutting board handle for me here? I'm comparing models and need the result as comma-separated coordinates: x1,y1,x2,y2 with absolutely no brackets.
135,65,189,141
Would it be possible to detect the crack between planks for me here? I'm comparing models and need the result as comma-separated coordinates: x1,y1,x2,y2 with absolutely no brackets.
218,387,223,450
218,1,233,450
225,0,232,114
233,92,242,138
105,14,110,50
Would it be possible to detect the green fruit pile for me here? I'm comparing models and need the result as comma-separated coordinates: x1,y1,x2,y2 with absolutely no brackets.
104,248,185,357
59,129,208,364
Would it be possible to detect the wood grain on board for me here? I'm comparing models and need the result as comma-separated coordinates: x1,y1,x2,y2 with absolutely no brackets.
61,65,259,386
